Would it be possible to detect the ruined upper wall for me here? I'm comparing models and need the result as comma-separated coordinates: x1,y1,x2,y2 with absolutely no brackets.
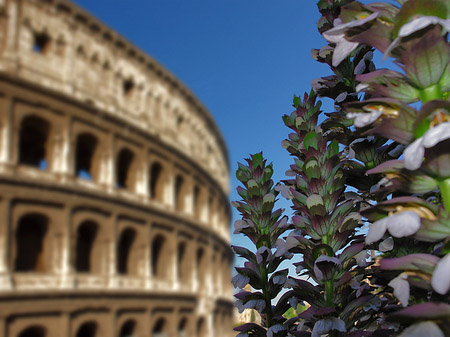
0,0,229,193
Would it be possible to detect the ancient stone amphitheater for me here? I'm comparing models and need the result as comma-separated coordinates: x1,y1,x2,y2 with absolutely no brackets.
0,0,234,336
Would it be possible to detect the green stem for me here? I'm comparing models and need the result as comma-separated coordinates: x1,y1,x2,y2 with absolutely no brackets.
420,83,442,103
325,280,334,306
438,178,450,212
260,265,273,327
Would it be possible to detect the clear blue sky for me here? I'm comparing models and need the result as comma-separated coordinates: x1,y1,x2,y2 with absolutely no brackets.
72,0,335,263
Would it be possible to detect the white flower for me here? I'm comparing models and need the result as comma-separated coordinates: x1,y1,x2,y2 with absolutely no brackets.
388,272,410,307
311,317,346,337
431,253,450,295
366,211,421,245
347,109,383,128
379,237,394,252
354,250,369,267
323,13,379,67
403,122,450,170
385,16,450,58
399,321,444,337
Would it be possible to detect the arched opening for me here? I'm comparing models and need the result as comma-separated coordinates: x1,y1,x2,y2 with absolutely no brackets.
32,31,51,54
14,213,48,272
193,186,200,218
149,162,163,201
207,196,214,223
196,247,205,288
117,228,137,275
116,148,135,190
76,321,97,337
196,318,206,337
152,318,168,337
119,319,136,337
174,175,185,211
19,115,50,169
75,133,98,180
18,325,46,337
177,242,186,280
75,221,98,273
151,235,165,278
178,318,187,337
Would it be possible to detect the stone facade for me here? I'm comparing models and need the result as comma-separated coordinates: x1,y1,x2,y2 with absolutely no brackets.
0,0,234,336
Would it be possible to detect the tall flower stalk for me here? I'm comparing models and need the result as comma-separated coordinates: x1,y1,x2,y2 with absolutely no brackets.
233,0,450,336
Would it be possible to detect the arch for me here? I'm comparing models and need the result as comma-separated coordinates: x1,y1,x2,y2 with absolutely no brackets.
151,234,166,278
116,148,135,190
174,175,185,212
76,321,97,337
152,318,168,337
75,132,98,180
14,213,48,272
119,319,136,337
117,227,137,275
196,318,206,337
18,115,50,169
32,31,51,54
196,247,205,288
178,317,187,337
75,221,98,273
177,241,186,280
149,162,163,201
18,325,46,337
193,185,200,218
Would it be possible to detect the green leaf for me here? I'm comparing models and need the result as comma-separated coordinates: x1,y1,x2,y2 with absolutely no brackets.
306,194,326,216
304,157,321,180
252,152,264,169
304,131,319,151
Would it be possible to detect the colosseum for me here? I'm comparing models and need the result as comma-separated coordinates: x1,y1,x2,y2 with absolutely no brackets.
0,0,234,336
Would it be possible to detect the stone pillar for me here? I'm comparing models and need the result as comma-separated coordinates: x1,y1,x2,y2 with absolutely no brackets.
100,134,115,193
60,205,73,289
0,198,12,290
0,96,12,173
108,214,118,288
136,150,149,198
52,117,71,182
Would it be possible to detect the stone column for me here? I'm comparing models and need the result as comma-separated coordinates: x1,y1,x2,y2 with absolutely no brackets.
0,96,12,173
0,198,12,290
60,205,73,289
108,214,118,288
136,149,149,199
100,133,115,193
52,116,71,182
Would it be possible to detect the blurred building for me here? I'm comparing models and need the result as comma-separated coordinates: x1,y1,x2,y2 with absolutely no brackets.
0,0,234,336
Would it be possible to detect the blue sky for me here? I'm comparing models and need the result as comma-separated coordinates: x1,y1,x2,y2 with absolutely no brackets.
72,0,336,263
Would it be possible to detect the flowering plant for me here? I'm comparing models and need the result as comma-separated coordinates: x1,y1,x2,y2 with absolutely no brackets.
233,0,450,336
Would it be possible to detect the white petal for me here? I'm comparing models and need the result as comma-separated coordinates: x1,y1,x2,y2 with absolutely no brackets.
403,137,425,170
387,211,421,238
366,217,388,244
422,122,450,148
379,237,394,252
347,110,383,128
389,273,410,307
399,16,450,37
399,321,444,337
332,39,359,67
354,250,369,267
431,253,450,295
386,16,450,60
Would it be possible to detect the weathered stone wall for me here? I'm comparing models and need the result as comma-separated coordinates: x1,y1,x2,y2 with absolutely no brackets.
0,0,234,336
